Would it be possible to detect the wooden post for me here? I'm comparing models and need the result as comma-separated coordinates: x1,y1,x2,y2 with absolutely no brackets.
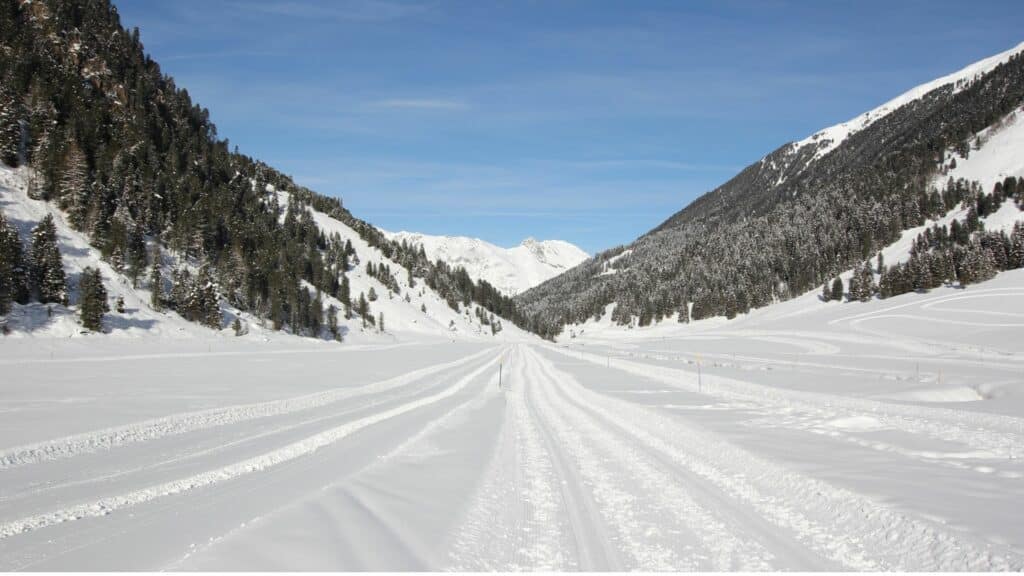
697,357,703,394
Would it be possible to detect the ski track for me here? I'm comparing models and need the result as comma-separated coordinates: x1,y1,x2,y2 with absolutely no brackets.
0,347,496,470
537,345,1024,570
0,352,501,541
447,346,574,571
526,346,775,571
0,357,489,508
165,357,505,572
547,343,1024,462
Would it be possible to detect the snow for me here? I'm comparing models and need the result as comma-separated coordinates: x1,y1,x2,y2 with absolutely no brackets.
2,262,1023,569
3,44,1024,570
943,106,1024,192
384,230,588,296
796,41,1024,162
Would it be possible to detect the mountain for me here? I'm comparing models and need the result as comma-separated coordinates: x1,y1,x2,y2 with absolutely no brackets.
0,0,527,341
516,42,1024,339
383,231,588,296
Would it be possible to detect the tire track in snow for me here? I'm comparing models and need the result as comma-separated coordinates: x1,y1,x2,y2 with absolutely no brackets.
0,352,501,541
535,346,1024,570
0,347,497,470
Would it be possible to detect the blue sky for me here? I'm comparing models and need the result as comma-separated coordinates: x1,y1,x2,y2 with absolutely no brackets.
115,0,1024,254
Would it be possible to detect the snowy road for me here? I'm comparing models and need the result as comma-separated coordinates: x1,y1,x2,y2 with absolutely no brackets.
2,280,1024,570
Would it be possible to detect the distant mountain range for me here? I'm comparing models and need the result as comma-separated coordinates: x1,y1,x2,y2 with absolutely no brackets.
384,231,588,296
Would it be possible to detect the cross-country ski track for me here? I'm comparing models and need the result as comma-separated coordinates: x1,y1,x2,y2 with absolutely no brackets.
2,275,1024,570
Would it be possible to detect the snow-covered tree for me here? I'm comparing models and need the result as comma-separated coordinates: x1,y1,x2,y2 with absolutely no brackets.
29,215,66,304
78,267,108,332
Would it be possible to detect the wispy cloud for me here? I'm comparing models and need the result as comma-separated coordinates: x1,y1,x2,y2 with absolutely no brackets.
239,0,428,22
369,98,468,110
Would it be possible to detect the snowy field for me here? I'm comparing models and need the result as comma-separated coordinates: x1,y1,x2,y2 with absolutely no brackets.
2,271,1023,570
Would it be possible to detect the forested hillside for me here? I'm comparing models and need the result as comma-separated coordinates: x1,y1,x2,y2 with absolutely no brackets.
0,0,522,336
516,43,1024,339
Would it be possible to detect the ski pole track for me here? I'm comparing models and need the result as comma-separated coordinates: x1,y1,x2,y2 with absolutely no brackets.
0,351,503,541
535,346,1024,570
526,346,774,571
0,347,497,470
547,344,1024,460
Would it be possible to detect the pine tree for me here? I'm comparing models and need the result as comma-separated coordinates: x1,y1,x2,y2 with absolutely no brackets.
1010,223,1024,269
0,212,29,313
30,215,67,304
820,281,831,302
858,262,876,301
61,138,89,225
830,277,844,301
149,247,162,311
233,317,242,336
378,312,384,333
78,267,108,332
0,84,23,167
358,292,369,328
327,304,339,340
368,286,378,302
677,295,690,322
115,295,125,313
339,275,351,318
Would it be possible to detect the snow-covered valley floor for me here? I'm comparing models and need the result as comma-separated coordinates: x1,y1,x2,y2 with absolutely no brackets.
2,272,1024,570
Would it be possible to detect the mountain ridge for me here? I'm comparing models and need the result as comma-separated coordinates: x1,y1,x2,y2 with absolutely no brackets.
383,230,588,296
516,40,1024,338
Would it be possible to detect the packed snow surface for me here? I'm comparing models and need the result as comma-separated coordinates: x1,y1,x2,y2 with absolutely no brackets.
2,269,1023,569
384,231,588,295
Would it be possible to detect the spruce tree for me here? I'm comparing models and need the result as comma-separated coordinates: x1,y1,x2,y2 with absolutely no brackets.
30,215,67,304
339,275,351,318
677,297,690,322
327,304,339,340
78,267,108,332
0,84,23,167
830,277,844,301
149,248,162,311
61,139,89,224
0,212,29,313
357,292,369,328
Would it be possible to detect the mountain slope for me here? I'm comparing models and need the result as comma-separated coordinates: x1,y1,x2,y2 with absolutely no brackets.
0,0,528,341
517,42,1024,338
383,231,588,296
0,164,527,342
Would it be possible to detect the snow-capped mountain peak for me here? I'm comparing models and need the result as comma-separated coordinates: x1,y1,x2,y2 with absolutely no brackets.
384,230,589,296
